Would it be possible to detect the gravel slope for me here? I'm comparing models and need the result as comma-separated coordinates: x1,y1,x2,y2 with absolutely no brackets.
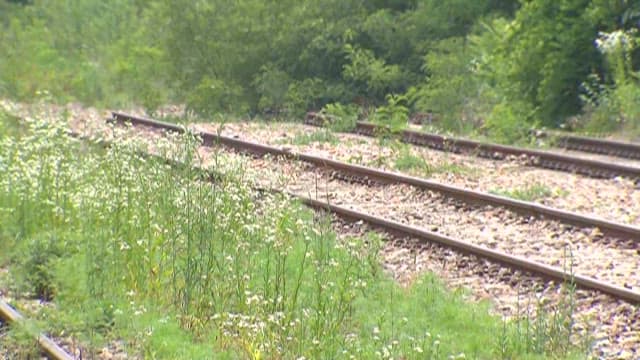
194,121,640,226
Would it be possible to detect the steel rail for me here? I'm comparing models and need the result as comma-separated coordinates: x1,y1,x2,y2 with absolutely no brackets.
360,121,640,179
546,132,640,160
69,129,640,304
111,112,640,243
0,300,74,360
87,126,640,304
305,117,640,179
298,196,640,304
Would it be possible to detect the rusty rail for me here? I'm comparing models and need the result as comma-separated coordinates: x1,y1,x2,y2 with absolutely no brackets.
0,300,74,360
89,123,640,304
111,112,640,242
356,121,640,179
544,132,640,160
300,196,640,304
305,116,640,179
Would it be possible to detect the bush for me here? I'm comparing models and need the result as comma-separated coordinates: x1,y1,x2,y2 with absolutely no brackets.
413,38,482,132
319,102,361,132
372,93,410,131
17,235,64,301
0,107,590,358
577,29,640,136
482,102,535,144
185,77,248,117
253,64,293,117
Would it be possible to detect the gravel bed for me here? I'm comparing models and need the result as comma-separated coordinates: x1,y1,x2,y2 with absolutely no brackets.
194,146,640,358
553,148,640,168
4,99,638,226
330,216,640,359
3,100,639,358
192,146,640,291
193,121,640,226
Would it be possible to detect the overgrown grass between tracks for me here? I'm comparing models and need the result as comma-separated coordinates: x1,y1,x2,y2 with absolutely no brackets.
0,113,588,359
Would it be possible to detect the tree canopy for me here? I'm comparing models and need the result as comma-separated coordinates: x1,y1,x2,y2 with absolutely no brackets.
1,0,639,140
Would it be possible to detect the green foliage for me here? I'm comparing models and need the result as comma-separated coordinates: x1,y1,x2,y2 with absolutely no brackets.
186,77,248,118
392,144,478,178
0,111,588,358
490,183,561,202
414,37,483,133
1,318,43,359
482,101,536,144
578,29,640,135
614,82,640,132
321,102,360,132
487,0,600,126
283,130,339,146
394,146,431,173
0,0,166,108
2,0,640,139
107,35,169,115
285,78,339,117
497,283,583,358
0,108,22,139
372,93,410,130
253,64,293,116
16,235,64,301
474,0,640,133
342,43,409,100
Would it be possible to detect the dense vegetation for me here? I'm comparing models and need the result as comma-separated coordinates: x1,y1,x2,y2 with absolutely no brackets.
1,0,640,141
0,108,586,358
0,2,631,357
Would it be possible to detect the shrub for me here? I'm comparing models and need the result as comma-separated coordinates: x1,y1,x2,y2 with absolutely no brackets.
185,77,248,117
321,102,360,132
17,235,64,301
482,102,535,144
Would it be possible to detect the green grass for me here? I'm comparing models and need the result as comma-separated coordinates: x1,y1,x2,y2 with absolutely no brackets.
490,183,563,202
394,148,431,172
278,129,339,146
392,144,477,179
0,115,588,359
0,108,25,138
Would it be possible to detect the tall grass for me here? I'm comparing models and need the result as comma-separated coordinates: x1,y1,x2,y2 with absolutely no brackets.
0,113,589,359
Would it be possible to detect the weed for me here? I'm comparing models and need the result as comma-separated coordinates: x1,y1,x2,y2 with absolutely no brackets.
0,318,43,359
321,103,360,132
394,147,431,174
0,109,24,139
279,129,339,146
17,235,64,301
496,248,589,359
490,183,558,202
391,144,477,179
372,93,410,132
0,113,590,358
435,161,477,177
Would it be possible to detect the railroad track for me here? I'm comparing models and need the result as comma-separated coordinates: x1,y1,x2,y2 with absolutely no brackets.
537,130,640,160
304,116,640,180
67,120,640,357
93,119,640,305
108,112,640,300
3,108,637,357
112,112,640,242
0,299,74,360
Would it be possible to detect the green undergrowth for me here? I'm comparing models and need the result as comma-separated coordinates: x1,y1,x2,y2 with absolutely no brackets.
277,129,339,146
0,115,588,359
490,183,568,202
389,142,477,179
